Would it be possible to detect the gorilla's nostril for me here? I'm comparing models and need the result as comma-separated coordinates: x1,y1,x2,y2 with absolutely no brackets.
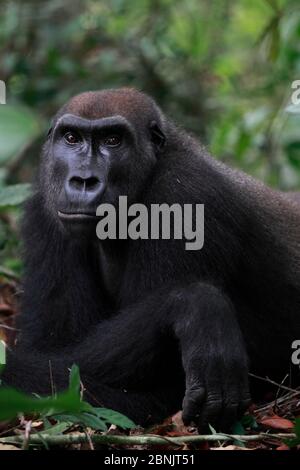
85,177,100,191
69,176,85,190
69,176,100,191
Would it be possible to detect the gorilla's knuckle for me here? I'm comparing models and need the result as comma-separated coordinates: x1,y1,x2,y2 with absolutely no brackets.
206,392,222,407
224,399,238,409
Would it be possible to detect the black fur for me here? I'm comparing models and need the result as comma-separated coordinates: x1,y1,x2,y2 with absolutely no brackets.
2,88,300,430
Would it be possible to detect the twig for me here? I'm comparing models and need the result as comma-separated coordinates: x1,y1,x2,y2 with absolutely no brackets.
0,432,296,447
249,372,300,395
256,390,300,415
275,374,289,405
249,372,300,415
0,324,19,331
48,361,55,397
84,429,95,450
22,420,32,450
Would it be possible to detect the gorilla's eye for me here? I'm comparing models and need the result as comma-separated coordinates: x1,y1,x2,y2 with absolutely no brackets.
64,131,80,145
103,135,121,147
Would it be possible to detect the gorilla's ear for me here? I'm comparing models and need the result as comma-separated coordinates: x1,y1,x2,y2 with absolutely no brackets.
46,118,55,139
46,127,53,139
149,121,165,152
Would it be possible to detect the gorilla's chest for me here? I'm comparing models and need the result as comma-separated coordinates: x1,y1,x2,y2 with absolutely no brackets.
97,243,124,298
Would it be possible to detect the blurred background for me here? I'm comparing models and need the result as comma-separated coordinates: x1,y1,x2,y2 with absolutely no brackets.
0,0,299,277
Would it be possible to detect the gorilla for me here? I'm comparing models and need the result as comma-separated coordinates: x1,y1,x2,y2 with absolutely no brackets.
2,88,300,431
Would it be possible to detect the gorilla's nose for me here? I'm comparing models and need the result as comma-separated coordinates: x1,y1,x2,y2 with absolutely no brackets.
68,175,100,192
65,175,105,203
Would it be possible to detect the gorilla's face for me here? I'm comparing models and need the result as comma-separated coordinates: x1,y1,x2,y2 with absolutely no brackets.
41,111,165,238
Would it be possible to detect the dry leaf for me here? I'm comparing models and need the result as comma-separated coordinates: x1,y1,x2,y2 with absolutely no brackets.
276,443,290,450
0,444,20,450
260,415,294,430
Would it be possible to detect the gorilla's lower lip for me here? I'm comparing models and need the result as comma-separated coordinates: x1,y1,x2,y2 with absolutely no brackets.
58,211,98,221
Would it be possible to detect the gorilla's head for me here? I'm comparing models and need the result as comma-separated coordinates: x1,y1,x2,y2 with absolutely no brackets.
39,88,166,237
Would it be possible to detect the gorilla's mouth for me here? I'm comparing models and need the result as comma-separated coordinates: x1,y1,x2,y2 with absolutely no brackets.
58,210,99,222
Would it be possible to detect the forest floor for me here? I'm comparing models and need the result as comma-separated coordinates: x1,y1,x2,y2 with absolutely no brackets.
0,277,299,451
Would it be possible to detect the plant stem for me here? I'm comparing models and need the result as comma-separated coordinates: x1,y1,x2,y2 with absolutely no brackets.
0,432,296,447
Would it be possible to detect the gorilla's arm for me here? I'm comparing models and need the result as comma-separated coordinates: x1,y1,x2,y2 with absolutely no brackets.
2,282,250,429
2,352,181,425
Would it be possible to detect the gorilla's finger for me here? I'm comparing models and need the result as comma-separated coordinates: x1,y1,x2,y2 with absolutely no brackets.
182,387,205,425
197,393,223,431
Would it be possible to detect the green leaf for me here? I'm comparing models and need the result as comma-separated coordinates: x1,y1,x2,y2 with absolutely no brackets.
68,364,81,396
241,414,258,429
208,424,217,434
0,364,134,432
284,418,300,448
0,364,84,421
284,437,300,448
52,412,107,431
232,421,246,447
294,418,300,438
0,105,40,165
268,18,280,62
0,183,31,208
286,142,300,169
0,365,135,433
42,422,72,435
0,266,19,280
92,407,136,429
0,387,82,421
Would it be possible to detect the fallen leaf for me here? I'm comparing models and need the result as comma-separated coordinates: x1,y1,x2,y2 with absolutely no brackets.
0,303,12,314
170,411,195,435
260,415,294,430
0,444,20,450
276,444,290,450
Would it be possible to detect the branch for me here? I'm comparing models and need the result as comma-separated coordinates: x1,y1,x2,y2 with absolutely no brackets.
0,432,296,447
249,372,300,395
0,324,19,331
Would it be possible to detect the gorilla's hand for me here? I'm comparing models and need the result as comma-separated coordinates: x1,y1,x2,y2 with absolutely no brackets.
181,346,250,431
171,283,251,431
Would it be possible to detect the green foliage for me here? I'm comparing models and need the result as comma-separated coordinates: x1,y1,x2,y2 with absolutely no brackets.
0,103,38,275
52,408,135,432
0,1,298,445
0,0,299,271
0,365,85,421
284,418,300,447
0,0,299,185
0,183,31,209
0,364,135,432
0,105,40,165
